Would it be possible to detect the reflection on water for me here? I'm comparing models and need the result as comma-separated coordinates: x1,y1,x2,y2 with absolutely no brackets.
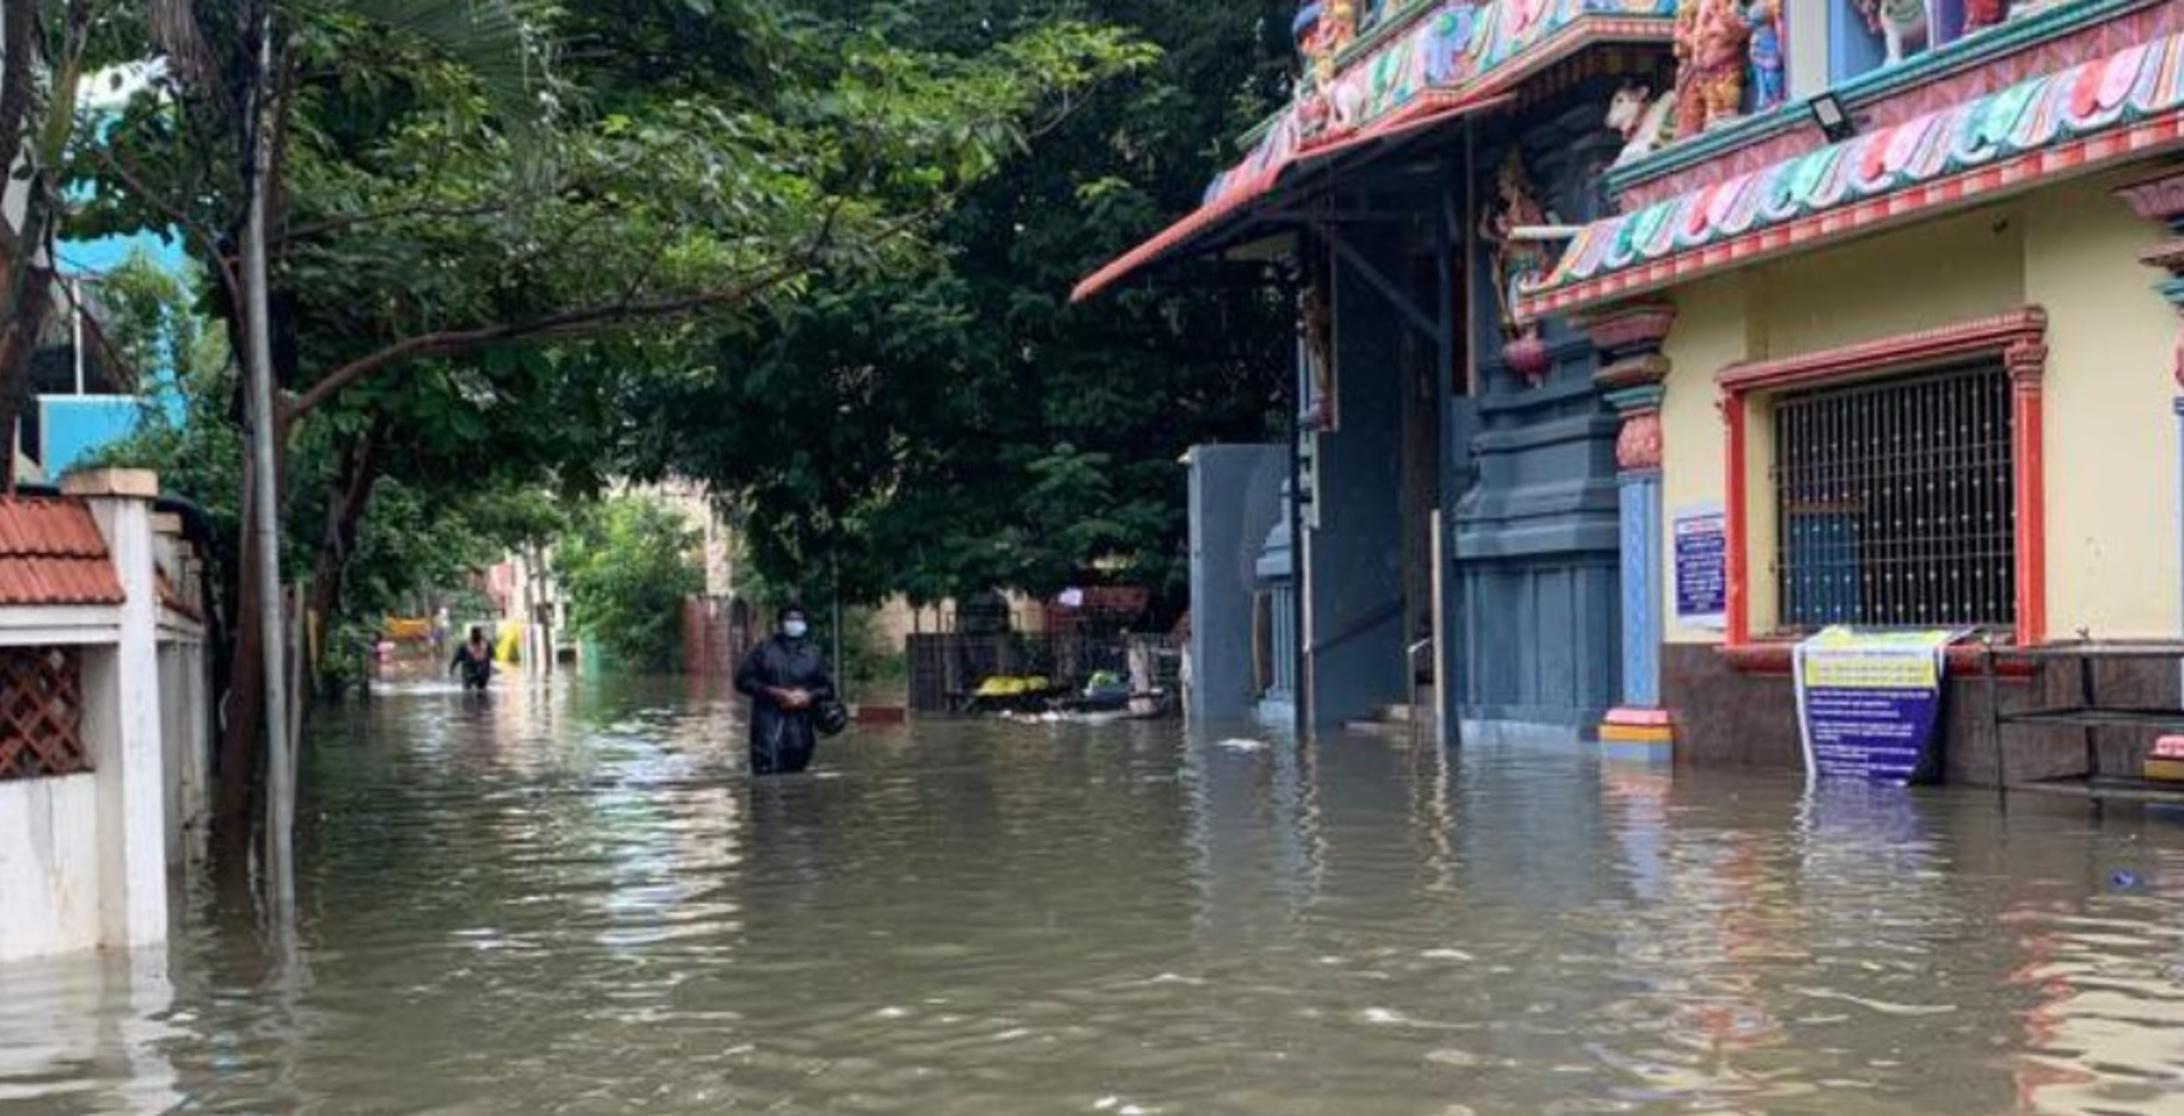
5,678,2184,1113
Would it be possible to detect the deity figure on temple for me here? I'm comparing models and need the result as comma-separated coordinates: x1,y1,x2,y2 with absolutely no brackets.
1301,277,1337,429
1298,0,1358,84
1479,150,1552,345
1505,0,1549,37
1421,5,1476,85
1963,0,2008,32
1327,0,1357,41
1697,0,1751,129
1744,0,1785,113
1670,0,1706,140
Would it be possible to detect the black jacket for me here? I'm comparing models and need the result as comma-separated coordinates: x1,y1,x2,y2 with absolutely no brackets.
734,635,836,759
451,642,494,688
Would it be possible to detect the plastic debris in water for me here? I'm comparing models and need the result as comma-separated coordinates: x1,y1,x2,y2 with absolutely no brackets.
2111,870,2141,890
1215,738,1268,752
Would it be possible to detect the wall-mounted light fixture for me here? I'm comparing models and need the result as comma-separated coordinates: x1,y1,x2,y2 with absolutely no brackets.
1507,224,1584,242
1807,93,1856,144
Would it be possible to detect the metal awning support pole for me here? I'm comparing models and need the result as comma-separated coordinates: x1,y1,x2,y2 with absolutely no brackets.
1433,155,1460,752
1288,238,1313,743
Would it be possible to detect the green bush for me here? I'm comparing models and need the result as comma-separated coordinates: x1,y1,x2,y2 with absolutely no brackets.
837,606,906,697
557,498,704,669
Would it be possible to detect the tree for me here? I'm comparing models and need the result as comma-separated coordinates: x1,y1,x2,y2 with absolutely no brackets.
62,0,1153,846
622,0,1297,614
557,496,703,666
81,248,212,396
1,1,114,480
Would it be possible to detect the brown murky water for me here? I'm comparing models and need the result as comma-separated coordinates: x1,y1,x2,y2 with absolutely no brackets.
6,678,2184,1114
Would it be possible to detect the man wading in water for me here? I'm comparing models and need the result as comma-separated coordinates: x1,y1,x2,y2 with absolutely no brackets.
735,605,838,775
451,625,495,692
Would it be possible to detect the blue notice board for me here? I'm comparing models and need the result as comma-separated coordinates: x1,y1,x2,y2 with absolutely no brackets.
1793,628,1962,784
1673,503,1725,628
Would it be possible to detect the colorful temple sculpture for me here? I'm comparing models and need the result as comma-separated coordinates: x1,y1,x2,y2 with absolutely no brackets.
1082,0,2184,781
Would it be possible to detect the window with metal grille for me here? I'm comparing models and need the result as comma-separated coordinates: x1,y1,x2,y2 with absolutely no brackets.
1772,363,2016,631
0,647,89,780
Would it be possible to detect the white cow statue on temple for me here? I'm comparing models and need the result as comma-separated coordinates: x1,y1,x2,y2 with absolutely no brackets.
1607,82,1675,165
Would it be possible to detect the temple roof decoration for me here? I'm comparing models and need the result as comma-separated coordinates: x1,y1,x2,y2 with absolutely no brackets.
1521,29,2184,320
1073,0,1678,303
1213,0,1676,209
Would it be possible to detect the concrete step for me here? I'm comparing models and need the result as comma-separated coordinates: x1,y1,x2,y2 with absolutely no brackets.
1346,718,1428,736
1373,691,1437,722
1345,702,1439,736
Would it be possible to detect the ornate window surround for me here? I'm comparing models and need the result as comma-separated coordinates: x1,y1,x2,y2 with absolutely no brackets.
1716,306,2049,670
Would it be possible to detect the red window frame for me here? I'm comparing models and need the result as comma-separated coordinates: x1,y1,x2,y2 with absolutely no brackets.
1717,307,2048,668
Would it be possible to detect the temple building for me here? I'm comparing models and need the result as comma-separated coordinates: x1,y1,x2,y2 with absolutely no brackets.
1080,0,2184,782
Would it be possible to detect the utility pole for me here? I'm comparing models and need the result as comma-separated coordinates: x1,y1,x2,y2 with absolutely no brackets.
243,7,293,913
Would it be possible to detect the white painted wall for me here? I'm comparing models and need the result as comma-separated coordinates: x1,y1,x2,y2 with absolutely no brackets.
0,774,102,963
78,480,170,951
0,472,190,962
157,642,208,867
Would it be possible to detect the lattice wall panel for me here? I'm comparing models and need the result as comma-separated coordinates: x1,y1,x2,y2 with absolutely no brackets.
0,648,87,780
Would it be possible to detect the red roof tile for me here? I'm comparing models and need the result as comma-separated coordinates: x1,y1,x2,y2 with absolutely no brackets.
0,498,124,607
0,498,110,558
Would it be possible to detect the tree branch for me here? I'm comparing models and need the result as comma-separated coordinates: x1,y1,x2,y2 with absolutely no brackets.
0,2,36,217
288,190,950,424
290,255,805,421
285,201,512,242
82,145,245,309
1024,70,1127,142
53,277,147,394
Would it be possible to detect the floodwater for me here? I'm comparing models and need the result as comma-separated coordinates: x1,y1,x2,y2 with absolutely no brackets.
7,680,2184,1114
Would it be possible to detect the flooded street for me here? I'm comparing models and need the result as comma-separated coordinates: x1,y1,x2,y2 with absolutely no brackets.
8,679,2184,1115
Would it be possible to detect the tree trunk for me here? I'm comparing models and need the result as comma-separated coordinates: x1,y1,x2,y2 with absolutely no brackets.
0,268,54,477
305,425,381,687
213,15,303,856
0,183,58,486
215,453,265,858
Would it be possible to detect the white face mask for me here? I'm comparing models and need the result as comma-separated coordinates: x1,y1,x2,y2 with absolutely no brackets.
782,619,809,639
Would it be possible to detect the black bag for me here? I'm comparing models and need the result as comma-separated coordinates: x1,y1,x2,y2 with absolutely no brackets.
814,697,850,738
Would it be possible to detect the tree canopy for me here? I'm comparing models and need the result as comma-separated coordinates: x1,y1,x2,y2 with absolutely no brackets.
557,495,704,666
28,0,1302,811
620,0,1298,612
65,0,1168,620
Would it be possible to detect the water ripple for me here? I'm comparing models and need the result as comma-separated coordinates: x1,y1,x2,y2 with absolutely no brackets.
4,682,2184,1113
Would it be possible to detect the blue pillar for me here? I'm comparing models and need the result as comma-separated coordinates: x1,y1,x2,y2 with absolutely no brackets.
1588,307,1678,754
1616,449,1663,707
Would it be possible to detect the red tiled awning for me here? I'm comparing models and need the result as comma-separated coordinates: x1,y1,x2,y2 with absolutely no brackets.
0,498,124,607
1071,93,1512,303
